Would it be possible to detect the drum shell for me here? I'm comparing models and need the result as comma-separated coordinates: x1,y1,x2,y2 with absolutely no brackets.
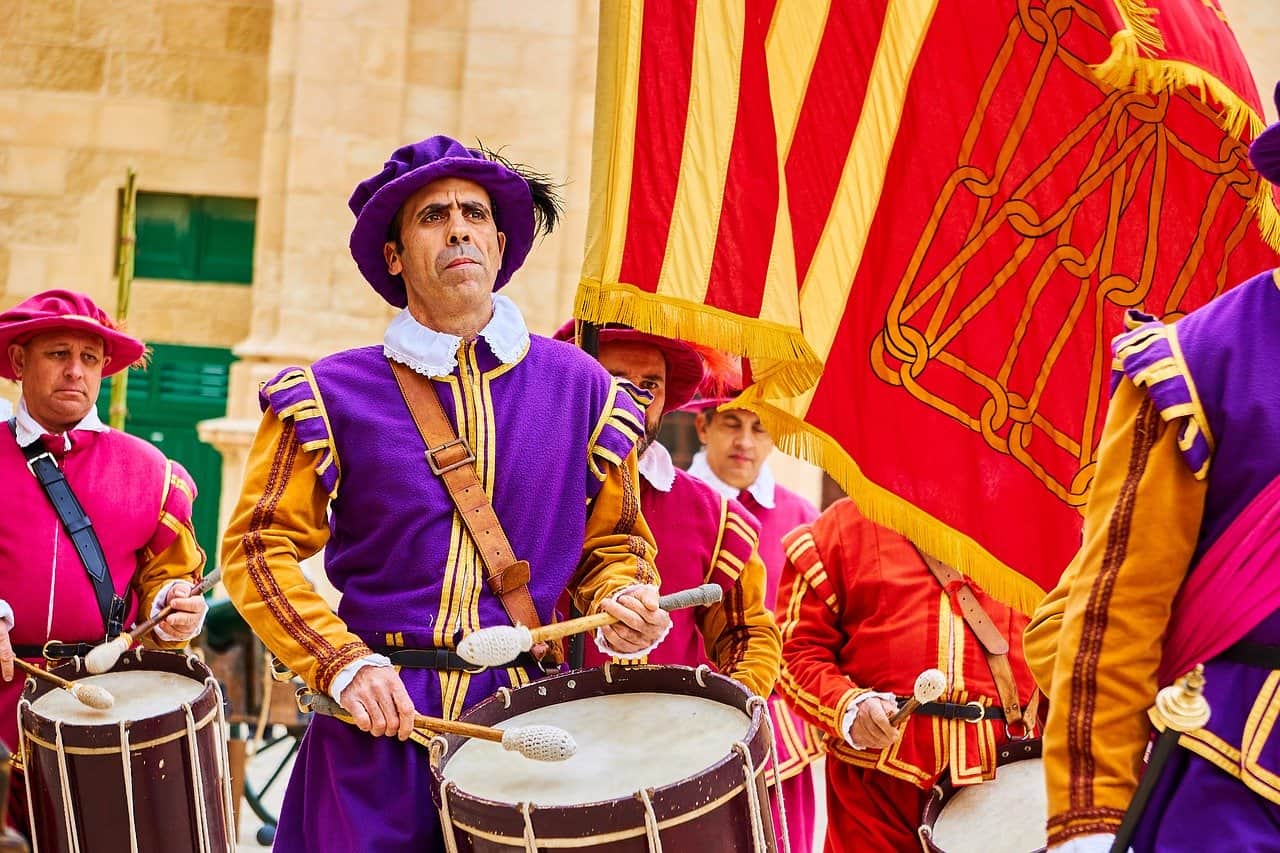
431,665,778,852
918,738,1046,853
18,650,233,853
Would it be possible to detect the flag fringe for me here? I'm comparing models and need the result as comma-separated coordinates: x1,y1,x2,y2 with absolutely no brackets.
1094,29,1280,252
1094,30,1264,140
575,279,823,398
739,396,1049,615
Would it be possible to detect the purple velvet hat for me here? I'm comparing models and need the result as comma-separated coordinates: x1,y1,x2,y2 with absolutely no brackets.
348,136,554,307
1249,82,1280,187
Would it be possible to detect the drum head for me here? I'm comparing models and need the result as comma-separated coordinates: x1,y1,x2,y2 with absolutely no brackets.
919,739,1046,853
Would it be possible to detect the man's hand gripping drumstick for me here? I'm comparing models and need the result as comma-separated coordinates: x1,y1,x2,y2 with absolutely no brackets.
300,690,577,762
848,668,946,750
457,584,722,668
84,568,221,674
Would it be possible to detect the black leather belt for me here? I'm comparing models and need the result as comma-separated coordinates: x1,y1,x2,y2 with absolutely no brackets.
12,642,96,660
370,646,550,672
905,699,1006,722
1217,640,1280,669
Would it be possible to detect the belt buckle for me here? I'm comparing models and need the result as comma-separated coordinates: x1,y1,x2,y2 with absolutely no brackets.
426,438,475,475
41,639,64,661
962,700,987,724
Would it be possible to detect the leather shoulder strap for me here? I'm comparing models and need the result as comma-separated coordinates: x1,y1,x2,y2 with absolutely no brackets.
9,419,124,637
388,361,549,642
917,548,1025,728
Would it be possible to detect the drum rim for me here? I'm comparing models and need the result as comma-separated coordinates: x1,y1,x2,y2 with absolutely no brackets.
19,648,220,746
430,664,774,840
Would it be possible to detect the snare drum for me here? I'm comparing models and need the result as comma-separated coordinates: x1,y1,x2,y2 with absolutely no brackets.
918,738,1046,853
17,649,235,853
431,664,779,852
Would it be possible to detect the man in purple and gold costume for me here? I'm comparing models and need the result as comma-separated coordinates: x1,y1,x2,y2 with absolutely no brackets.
222,137,671,852
1026,85,1280,852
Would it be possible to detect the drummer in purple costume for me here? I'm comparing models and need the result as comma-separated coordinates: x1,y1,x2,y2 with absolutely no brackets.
1025,84,1280,852
221,136,672,852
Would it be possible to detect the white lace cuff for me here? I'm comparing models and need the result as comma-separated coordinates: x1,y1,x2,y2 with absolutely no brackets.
0,599,12,631
592,584,673,660
841,690,897,749
1052,834,1119,853
330,654,393,704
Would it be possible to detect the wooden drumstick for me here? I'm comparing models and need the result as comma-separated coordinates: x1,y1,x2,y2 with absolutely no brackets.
85,568,222,674
888,668,947,726
14,658,114,710
300,693,577,762
457,583,723,668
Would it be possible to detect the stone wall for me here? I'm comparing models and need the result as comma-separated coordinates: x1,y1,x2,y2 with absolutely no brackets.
0,0,270,354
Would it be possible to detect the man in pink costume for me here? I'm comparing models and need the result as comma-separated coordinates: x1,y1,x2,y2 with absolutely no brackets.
0,290,208,830
684,372,822,853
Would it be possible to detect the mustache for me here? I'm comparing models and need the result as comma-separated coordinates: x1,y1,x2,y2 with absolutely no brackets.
435,244,485,271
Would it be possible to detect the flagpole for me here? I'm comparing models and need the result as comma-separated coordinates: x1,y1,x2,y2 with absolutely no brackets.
109,167,137,431
566,319,603,670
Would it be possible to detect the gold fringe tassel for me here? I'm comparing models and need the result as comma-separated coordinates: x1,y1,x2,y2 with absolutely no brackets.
738,395,1050,616
575,279,824,398
1093,30,1280,253
1094,30,1264,140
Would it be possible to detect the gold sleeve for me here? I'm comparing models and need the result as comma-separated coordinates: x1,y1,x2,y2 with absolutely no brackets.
569,448,662,614
697,545,782,697
220,409,373,695
133,519,206,651
1035,377,1207,845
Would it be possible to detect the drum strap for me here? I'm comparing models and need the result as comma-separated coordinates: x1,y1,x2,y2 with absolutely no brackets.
916,548,1026,729
8,419,124,639
388,361,561,666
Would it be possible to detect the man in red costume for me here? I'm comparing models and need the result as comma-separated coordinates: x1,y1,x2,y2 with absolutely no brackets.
777,499,1040,850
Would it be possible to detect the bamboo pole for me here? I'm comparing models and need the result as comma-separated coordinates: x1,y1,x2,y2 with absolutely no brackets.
109,167,138,431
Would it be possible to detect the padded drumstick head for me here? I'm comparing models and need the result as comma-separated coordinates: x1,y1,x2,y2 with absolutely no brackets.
456,624,533,667
913,668,947,704
70,682,115,710
500,724,578,761
85,635,130,674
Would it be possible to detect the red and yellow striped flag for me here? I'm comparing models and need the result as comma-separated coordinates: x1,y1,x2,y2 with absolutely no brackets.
578,0,1280,613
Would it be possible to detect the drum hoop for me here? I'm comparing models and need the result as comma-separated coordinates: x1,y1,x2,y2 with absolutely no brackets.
446,761,769,849
20,705,220,755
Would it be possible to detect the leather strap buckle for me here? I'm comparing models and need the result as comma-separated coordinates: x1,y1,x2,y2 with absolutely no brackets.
25,450,55,475
426,438,475,475
962,700,987,724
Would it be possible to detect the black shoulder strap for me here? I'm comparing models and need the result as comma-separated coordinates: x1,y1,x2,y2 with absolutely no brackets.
8,419,124,638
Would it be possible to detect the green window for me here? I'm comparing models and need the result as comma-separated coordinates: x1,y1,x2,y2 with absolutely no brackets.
134,192,256,284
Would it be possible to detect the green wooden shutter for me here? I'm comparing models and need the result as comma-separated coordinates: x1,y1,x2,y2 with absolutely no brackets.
134,193,197,280
134,192,255,285
196,197,256,284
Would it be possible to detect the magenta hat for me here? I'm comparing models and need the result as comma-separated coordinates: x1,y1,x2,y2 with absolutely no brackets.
348,135,561,308
553,320,705,413
0,289,145,380
1249,82,1280,186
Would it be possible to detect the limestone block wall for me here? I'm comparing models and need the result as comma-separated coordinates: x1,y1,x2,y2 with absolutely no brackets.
1223,0,1280,122
0,0,270,353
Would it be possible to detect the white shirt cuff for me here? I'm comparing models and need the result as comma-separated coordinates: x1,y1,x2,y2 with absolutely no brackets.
592,584,672,660
150,580,210,642
841,690,897,749
1052,834,1118,853
0,599,12,631
330,654,393,704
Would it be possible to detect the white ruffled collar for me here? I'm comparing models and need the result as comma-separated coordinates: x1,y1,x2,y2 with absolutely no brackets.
13,396,108,450
383,294,530,378
638,440,676,492
687,449,775,508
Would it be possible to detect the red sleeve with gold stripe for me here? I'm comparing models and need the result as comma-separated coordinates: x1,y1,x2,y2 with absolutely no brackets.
697,498,781,696
776,523,868,742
